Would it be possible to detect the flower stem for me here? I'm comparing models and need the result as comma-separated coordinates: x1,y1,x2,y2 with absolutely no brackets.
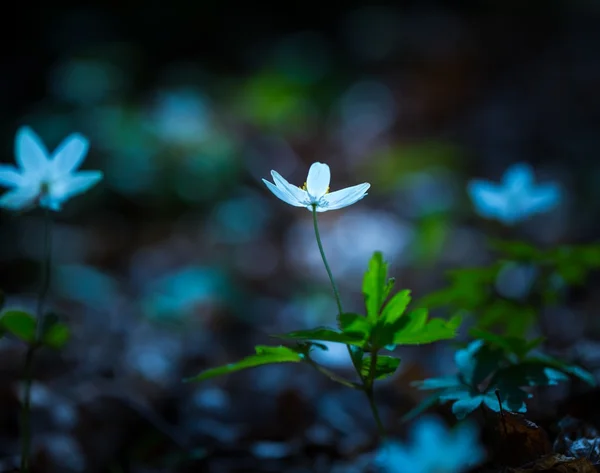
311,207,343,317
311,206,386,438
20,209,53,473
364,350,386,438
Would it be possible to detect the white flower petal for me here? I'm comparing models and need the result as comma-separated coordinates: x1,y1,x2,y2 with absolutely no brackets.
15,126,50,174
467,180,507,220
270,170,309,205
52,133,89,175
0,165,24,187
306,162,330,200
524,182,561,215
0,185,39,210
503,162,534,189
375,441,417,473
412,416,450,448
262,179,305,207
321,183,370,211
52,171,103,202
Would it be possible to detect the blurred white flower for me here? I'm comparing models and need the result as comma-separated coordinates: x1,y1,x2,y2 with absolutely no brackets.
263,162,370,212
375,415,485,473
467,162,560,225
0,126,102,211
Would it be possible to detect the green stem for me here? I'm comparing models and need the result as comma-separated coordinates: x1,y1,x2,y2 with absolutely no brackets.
305,358,361,390
311,206,343,317
311,205,386,438
20,209,53,473
365,349,386,438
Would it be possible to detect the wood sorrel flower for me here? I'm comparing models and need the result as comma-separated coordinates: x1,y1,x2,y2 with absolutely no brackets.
0,126,103,212
467,162,560,225
262,162,370,212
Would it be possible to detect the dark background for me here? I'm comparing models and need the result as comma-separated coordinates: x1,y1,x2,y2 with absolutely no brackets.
1,1,600,472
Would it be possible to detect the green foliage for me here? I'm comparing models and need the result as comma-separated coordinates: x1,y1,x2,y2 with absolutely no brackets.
272,327,366,347
363,251,391,324
409,332,595,420
42,320,71,349
184,345,308,383
188,252,460,387
0,309,71,349
360,355,401,380
418,240,600,338
276,252,460,353
0,310,36,343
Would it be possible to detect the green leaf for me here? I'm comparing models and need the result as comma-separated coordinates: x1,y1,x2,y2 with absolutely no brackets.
411,376,463,390
382,277,396,305
469,328,544,360
380,290,411,324
42,322,70,349
417,266,499,312
372,289,412,347
339,313,371,337
392,311,461,345
489,239,542,261
526,354,596,386
271,328,366,347
360,355,401,380
184,345,304,382
0,310,36,343
455,340,505,386
476,300,537,337
363,251,389,323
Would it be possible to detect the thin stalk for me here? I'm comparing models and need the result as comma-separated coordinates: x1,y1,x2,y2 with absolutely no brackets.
20,209,53,473
311,206,386,438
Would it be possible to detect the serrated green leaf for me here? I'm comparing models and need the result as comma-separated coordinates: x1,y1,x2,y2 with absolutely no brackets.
0,310,36,343
382,277,396,304
184,345,304,382
371,289,412,347
271,328,366,347
339,313,371,337
380,290,411,324
392,312,461,345
363,251,389,323
360,355,401,380
42,322,70,349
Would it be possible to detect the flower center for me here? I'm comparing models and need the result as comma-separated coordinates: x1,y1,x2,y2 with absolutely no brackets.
40,181,51,195
299,182,330,194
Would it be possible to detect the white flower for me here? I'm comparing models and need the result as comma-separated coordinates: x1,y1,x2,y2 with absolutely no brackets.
375,416,486,473
262,162,370,212
0,126,103,212
467,162,560,225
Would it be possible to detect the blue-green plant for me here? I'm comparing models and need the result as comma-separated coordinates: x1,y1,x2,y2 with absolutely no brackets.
406,329,595,421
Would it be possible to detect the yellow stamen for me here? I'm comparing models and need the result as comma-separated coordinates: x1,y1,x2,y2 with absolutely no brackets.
299,182,330,194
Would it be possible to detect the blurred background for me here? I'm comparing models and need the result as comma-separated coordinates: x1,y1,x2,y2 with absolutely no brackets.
1,0,600,471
